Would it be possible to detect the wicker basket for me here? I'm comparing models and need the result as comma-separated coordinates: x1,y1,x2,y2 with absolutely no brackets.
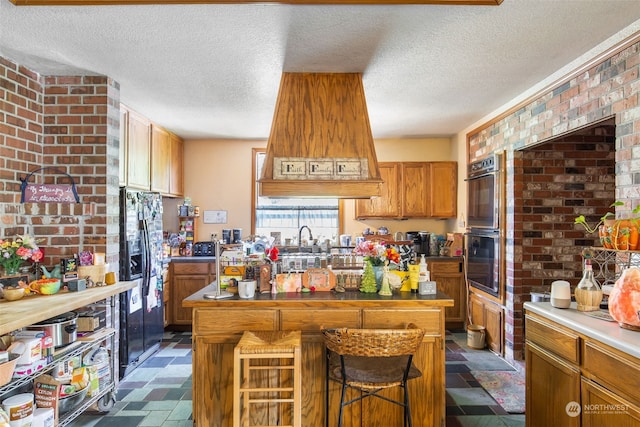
0,353,19,386
77,264,108,285
322,323,425,357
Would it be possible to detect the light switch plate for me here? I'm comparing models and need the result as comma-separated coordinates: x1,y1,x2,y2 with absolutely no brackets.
203,210,227,224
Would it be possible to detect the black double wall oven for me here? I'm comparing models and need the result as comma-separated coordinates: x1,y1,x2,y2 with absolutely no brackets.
466,154,502,298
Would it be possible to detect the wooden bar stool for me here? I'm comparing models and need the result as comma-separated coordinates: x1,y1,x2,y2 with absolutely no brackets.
233,330,302,427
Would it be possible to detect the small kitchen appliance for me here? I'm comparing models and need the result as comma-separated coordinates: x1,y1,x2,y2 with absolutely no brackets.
192,241,214,256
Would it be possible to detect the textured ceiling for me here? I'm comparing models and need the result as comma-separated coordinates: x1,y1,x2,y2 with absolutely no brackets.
1,1,640,140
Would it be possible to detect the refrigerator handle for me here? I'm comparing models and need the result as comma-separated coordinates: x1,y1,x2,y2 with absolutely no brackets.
141,218,152,295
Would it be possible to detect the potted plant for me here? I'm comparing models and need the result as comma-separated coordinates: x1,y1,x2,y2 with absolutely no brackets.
575,202,640,250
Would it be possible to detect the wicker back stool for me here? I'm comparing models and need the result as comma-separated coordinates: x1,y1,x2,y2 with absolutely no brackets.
322,324,425,427
233,330,302,427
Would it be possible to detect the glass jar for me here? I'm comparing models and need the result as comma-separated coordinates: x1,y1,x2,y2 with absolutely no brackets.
574,258,603,312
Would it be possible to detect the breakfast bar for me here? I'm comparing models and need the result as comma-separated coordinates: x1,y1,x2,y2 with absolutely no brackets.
183,287,454,427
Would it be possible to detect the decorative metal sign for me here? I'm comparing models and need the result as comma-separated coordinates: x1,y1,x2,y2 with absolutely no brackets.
20,167,80,203
273,157,369,180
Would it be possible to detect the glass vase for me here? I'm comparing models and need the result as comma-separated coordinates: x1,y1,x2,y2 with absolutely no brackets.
3,264,22,276
372,265,384,290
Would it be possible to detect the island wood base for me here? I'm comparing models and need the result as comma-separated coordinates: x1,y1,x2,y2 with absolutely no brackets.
183,288,453,427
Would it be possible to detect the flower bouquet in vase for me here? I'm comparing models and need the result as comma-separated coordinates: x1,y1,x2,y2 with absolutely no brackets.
353,240,400,292
0,235,43,277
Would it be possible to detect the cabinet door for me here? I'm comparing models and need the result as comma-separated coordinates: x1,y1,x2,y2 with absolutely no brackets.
525,342,581,427
169,133,184,197
469,292,485,326
429,162,457,218
355,163,400,218
581,377,640,427
119,106,128,186
172,274,210,324
150,125,171,194
163,268,171,326
430,261,465,326
484,299,503,354
400,162,429,217
127,110,151,190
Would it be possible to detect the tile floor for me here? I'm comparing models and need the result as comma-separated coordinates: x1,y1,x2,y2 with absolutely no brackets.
69,330,525,427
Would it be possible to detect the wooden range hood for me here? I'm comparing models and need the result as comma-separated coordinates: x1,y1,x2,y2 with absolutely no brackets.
259,73,383,198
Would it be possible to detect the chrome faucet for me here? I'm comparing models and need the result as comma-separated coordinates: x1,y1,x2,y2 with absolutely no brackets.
298,225,313,250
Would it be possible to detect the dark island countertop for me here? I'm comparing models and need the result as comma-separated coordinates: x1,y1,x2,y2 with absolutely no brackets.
183,284,454,308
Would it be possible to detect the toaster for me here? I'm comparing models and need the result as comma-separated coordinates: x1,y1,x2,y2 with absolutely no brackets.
192,241,214,256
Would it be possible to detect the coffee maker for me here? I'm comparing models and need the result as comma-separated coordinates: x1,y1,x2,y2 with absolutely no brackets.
407,231,430,257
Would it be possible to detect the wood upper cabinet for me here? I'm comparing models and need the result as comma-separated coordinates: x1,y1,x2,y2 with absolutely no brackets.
151,128,184,197
169,133,184,197
151,125,171,194
401,162,429,217
120,104,184,196
151,124,184,197
119,107,128,186
126,109,151,190
355,163,401,218
429,161,457,218
355,161,457,219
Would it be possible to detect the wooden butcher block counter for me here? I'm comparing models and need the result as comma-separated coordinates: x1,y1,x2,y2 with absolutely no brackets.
0,281,136,336
183,286,454,427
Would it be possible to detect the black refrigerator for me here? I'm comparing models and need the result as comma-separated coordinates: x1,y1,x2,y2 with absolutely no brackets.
118,187,165,379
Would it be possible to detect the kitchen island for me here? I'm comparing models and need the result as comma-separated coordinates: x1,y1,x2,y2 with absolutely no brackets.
183,286,454,427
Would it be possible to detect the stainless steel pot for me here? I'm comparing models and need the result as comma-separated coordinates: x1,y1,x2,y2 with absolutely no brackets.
27,311,78,348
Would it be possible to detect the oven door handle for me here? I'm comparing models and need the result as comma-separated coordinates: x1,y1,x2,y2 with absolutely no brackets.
464,171,498,181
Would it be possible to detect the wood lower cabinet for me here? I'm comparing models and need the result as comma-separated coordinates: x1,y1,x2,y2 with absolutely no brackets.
525,341,581,427
469,291,503,354
355,161,457,219
429,259,465,329
169,260,215,326
185,294,452,427
581,378,640,427
525,306,640,427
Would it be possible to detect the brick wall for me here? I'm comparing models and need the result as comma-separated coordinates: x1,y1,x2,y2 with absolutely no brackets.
468,39,639,364
0,56,120,273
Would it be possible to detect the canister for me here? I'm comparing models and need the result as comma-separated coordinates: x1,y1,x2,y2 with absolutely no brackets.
233,229,242,243
2,393,34,427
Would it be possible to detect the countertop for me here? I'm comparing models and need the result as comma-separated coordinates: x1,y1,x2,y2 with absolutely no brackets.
524,301,640,359
168,256,216,262
183,284,454,308
0,281,136,335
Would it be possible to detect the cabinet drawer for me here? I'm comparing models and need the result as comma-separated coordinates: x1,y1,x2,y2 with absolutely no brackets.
280,309,361,331
362,309,442,335
430,261,461,274
173,262,211,275
583,340,640,406
193,308,276,335
525,314,580,364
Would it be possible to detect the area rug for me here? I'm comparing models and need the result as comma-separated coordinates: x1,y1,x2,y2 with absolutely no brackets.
470,370,525,413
